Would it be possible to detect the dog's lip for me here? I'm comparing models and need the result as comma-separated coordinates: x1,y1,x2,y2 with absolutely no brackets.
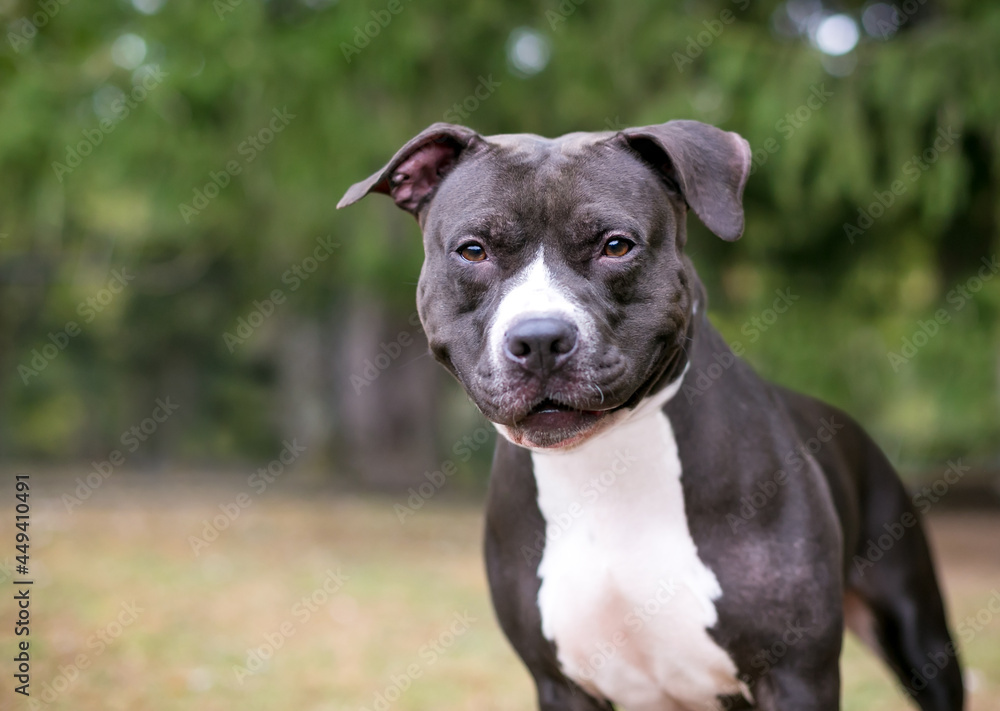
515,408,603,444
503,397,627,447
522,397,622,419
526,398,587,416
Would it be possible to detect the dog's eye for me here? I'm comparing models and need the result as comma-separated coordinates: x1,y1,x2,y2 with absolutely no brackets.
458,242,488,262
602,237,634,258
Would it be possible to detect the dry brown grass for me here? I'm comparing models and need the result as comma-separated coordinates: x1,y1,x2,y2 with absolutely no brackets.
1,470,997,711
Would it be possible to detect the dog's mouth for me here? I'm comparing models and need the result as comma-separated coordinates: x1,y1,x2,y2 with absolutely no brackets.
524,397,606,419
506,397,625,449
489,337,688,450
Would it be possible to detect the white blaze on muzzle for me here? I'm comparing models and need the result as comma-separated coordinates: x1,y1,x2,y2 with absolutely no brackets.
487,248,595,370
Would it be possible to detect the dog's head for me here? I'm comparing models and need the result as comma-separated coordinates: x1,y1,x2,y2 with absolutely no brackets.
339,120,750,449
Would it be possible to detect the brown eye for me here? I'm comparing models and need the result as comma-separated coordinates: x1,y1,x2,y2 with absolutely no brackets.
602,237,634,258
458,242,487,262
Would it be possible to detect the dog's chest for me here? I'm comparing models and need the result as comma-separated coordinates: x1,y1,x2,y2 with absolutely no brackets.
531,406,744,711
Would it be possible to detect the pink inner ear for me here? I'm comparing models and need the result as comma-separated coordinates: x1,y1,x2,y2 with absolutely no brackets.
389,142,458,213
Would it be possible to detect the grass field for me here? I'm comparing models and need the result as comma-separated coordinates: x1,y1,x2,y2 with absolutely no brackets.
2,470,998,711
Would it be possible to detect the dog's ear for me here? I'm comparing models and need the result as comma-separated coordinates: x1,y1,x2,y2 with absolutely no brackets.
337,123,483,217
616,120,751,241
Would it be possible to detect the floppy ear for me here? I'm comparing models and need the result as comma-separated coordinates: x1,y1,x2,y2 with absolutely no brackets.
617,120,751,241
337,123,483,216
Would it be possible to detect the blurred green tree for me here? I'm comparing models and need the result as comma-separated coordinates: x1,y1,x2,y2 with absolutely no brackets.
0,0,997,479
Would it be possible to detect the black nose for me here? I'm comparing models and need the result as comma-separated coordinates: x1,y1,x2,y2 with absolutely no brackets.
504,317,578,373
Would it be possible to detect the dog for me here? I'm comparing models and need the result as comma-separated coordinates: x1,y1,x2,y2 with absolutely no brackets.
339,120,964,711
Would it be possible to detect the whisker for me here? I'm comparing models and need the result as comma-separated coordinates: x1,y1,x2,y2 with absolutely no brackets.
396,351,434,369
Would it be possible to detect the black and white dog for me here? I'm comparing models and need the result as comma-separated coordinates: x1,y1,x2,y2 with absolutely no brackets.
339,120,963,711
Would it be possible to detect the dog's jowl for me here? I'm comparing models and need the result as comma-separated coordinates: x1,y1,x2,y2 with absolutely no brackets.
340,120,964,711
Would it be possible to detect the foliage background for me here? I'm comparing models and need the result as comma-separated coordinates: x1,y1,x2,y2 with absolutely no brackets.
1,0,998,482
2,2,1000,710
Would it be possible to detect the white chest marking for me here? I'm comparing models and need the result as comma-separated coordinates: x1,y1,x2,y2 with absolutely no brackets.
531,376,746,711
